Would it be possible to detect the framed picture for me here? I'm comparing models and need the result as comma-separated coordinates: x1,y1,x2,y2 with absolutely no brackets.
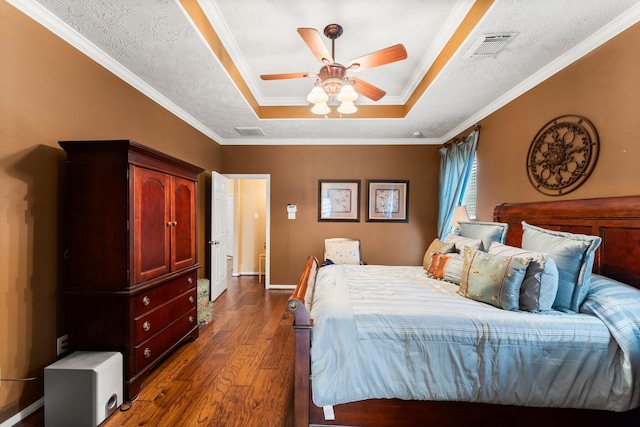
366,180,409,222
318,179,360,222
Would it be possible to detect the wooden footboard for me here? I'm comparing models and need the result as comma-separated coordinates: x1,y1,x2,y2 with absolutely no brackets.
286,256,318,427
288,195,640,426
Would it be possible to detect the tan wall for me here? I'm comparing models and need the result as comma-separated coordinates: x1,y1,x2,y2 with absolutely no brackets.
0,3,220,421
473,23,640,221
222,145,442,285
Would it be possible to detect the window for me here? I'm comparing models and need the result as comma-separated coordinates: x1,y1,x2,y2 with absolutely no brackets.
462,156,477,220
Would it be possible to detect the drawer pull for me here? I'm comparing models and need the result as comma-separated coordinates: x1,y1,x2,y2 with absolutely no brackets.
189,316,194,324
189,296,195,304
143,348,151,358
143,321,151,332
142,296,150,306
187,277,193,284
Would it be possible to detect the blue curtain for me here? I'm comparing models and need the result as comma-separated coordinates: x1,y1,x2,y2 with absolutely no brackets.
437,129,479,239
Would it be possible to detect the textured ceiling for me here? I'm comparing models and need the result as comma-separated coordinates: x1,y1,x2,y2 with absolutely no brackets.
9,0,640,145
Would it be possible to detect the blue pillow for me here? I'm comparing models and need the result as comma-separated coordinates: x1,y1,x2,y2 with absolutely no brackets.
488,242,559,312
458,221,509,251
521,222,601,313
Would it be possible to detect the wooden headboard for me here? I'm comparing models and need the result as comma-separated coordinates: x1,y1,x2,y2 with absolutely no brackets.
493,195,640,289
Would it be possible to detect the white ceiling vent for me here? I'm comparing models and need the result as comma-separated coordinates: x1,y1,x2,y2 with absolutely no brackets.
467,33,516,58
234,127,265,136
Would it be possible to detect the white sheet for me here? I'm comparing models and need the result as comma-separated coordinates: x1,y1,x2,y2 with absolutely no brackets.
310,264,638,411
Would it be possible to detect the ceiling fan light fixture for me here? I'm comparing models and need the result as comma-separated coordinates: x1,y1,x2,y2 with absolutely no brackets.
337,83,358,102
307,85,329,104
322,78,344,97
337,101,357,115
311,102,331,115
262,24,406,117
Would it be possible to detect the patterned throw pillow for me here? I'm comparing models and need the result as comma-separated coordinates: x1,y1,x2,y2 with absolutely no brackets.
459,247,531,311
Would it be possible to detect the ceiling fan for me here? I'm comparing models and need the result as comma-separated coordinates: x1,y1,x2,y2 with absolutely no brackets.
260,24,407,114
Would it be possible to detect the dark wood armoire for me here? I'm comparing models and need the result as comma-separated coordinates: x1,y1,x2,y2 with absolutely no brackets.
59,140,204,400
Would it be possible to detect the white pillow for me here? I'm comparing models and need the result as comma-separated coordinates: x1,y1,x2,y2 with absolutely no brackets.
488,242,559,312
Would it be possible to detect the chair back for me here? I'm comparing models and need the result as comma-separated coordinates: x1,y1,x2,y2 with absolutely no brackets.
324,238,362,265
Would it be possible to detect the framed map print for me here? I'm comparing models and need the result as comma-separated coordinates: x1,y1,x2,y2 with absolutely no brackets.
366,180,409,222
318,180,360,222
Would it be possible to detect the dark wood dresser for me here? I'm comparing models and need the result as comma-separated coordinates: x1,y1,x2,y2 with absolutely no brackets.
59,140,204,400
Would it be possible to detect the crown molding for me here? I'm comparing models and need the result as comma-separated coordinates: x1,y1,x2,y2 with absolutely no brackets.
220,137,443,146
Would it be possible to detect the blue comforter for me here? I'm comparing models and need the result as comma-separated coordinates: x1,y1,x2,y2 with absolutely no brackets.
310,265,640,411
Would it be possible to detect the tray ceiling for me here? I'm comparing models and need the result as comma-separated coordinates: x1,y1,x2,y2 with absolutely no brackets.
8,0,640,145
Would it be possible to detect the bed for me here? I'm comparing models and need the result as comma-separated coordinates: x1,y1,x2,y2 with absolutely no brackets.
287,196,640,427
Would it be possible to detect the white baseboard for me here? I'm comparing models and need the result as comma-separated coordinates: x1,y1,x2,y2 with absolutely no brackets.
235,271,259,276
0,397,44,427
267,284,295,290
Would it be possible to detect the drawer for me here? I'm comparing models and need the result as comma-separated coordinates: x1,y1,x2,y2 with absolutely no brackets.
134,288,196,343
134,308,197,372
133,271,196,315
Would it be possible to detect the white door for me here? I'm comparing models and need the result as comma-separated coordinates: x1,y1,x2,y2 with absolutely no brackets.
210,172,228,301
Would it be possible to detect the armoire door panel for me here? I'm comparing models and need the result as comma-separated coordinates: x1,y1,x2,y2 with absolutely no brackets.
172,177,197,271
134,167,171,283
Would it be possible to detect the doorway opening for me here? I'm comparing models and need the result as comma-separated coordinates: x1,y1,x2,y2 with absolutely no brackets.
224,174,271,289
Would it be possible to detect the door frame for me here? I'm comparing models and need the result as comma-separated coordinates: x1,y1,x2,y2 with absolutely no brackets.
224,174,271,289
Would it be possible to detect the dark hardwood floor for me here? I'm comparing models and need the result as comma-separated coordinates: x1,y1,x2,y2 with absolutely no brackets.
17,269,296,427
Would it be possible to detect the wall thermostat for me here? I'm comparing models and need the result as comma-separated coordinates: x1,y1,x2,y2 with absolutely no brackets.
287,204,297,219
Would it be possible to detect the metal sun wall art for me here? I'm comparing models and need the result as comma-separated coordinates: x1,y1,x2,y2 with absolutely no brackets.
527,115,599,196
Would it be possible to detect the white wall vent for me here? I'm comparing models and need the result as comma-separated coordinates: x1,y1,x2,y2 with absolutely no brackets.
467,33,516,58
234,127,265,136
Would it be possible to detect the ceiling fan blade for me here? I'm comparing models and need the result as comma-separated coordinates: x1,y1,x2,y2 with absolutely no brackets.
297,28,334,64
347,44,407,72
260,72,315,80
350,77,386,101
